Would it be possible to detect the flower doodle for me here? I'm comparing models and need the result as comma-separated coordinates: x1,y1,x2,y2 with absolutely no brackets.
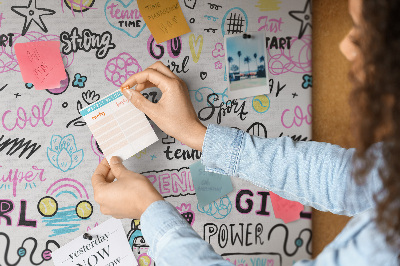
212,42,225,58
215,61,223,69
72,73,87,88
47,134,84,172
302,74,312,89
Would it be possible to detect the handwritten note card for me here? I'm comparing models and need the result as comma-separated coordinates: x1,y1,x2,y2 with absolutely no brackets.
80,90,158,162
190,161,233,208
269,192,304,223
52,218,138,266
137,0,191,43
14,41,66,90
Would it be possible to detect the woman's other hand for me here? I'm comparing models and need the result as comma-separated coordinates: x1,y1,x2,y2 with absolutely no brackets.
120,61,206,151
92,157,164,219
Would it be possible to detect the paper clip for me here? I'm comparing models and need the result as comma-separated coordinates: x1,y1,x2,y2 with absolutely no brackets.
83,233,93,240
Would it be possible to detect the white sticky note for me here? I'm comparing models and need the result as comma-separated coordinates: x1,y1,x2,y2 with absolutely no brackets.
80,90,158,162
52,218,138,266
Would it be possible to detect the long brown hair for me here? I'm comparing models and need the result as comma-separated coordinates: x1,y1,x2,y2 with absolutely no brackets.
350,0,400,250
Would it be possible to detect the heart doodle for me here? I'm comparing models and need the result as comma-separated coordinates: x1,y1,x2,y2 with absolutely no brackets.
189,34,203,63
200,71,207,80
104,0,147,39
184,0,196,9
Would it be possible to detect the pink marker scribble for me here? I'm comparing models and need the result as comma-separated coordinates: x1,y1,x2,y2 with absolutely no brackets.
212,43,225,58
104,52,142,87
0,31,74,74
0,13,5,28
46,178,89,199
281,104,312,129
215,61,223,69
268,34,311,76
61,0,97,17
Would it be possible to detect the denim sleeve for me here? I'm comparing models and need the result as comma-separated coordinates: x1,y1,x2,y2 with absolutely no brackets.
141,200,233,266
201,124,382,216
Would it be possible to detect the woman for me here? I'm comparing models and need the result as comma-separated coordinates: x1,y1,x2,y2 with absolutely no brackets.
91,0,400,264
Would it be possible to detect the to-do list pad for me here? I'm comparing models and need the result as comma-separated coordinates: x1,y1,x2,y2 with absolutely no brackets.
80,90,158,162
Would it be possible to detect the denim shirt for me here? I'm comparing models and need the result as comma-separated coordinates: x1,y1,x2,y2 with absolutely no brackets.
141,124,399,265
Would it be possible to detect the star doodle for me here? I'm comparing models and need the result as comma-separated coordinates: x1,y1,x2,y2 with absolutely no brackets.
288,0,312,39
14,93,21,98
292,93,298,98
11,0,56,36
150,155,157,160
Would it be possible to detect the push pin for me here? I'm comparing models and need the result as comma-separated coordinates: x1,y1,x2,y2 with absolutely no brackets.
243,33,252,39
83,233,93,240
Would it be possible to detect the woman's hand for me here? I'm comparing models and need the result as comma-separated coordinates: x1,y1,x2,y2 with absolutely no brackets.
92,157,164,219
120,61,206,151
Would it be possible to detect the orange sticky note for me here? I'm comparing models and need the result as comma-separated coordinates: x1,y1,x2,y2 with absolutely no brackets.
269,192,304,223
137,0,191,43
14,41,66,90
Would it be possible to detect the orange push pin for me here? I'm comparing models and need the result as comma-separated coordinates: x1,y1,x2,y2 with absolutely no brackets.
121,86,130,92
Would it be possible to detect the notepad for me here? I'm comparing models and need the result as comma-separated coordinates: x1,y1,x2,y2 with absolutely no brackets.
80,90,158,162
52,218,138,266
269,192,304,223
14,41,66,90
137,0,191,43
190,161,233,208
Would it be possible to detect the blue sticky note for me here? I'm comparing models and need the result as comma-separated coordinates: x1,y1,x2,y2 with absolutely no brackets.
189,161,233,208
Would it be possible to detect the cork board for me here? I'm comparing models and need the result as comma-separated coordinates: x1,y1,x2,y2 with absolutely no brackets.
312,0,352,257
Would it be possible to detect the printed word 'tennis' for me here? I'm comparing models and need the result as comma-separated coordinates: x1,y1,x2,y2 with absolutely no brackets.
164,145,201,160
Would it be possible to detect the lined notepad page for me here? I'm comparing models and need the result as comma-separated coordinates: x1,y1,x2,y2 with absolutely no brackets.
80,90,158,162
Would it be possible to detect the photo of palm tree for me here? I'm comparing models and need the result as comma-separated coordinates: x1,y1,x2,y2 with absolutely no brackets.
225,32,268,98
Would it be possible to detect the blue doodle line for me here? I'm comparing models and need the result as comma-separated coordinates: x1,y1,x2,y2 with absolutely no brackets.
24,182,37,189
189,87,229,104
204,15,219,22
252,95,270,113
56,191,78,199
42,206,85,237
221,7,248,36
197,195,232,219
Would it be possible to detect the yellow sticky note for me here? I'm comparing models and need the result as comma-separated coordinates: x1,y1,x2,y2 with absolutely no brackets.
138,0,191,43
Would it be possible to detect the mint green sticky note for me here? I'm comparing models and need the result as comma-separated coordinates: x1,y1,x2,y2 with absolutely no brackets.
189,161,233,208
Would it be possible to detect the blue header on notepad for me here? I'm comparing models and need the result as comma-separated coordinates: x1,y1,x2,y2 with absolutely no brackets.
80,91,123,116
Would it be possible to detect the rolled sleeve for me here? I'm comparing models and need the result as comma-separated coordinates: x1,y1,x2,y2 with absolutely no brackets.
201,124,244,176
141,200,190,259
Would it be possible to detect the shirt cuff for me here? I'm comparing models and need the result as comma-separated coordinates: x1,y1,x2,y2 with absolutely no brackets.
201,124,244,176
141,200,191,259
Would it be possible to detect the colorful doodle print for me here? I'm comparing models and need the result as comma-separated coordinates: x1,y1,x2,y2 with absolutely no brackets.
47,134,84,172
0,1,312,265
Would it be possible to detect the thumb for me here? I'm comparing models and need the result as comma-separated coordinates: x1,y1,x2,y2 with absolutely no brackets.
122,88,154,114
109,156,129,178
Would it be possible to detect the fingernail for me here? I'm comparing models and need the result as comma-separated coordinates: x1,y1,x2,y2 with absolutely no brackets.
123,89,133,100
110,156,122,165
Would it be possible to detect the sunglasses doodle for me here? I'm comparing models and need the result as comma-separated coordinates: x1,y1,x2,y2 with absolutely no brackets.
37,178,93,237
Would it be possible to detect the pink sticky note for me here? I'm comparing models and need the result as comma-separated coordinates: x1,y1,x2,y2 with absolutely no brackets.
270,192,304,223
14,41,66,90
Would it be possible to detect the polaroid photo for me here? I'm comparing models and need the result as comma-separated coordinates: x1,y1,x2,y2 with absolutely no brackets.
224,31,269,99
